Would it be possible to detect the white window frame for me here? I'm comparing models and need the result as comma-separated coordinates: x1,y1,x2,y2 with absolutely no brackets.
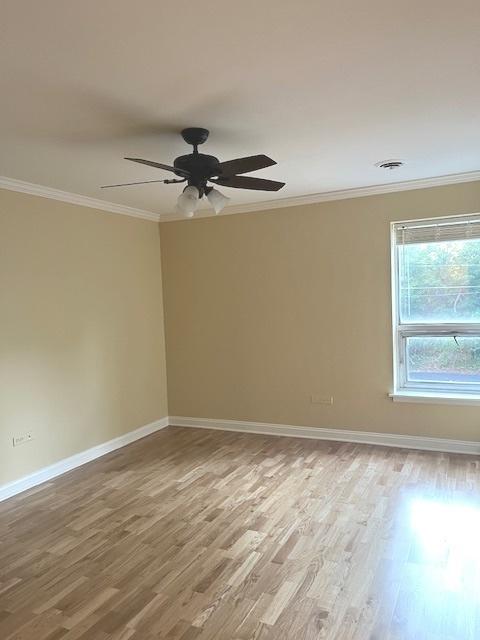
391,214,480,399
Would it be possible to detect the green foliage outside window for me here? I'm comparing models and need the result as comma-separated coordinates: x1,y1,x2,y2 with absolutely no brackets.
400,239,480,377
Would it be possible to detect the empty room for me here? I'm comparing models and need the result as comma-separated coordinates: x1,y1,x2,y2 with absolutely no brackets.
1,2,480,639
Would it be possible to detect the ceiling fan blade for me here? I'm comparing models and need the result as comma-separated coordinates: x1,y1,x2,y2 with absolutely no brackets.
211,176,285,191
124,157,190,177
100,179,167,189
215,154,276,177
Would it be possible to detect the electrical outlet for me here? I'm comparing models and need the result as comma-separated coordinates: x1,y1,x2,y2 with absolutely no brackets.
12,431,34,447
311,395,334,405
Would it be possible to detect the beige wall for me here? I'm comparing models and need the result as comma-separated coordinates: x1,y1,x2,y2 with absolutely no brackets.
0,189,168,485
161,180,480,442
2,180,479,489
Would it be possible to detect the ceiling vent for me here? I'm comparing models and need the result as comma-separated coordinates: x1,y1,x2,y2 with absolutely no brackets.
375,159,405,170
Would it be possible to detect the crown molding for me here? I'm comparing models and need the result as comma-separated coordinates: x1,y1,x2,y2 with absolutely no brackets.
2,170,480,224
0,176,160,222
161,169,480,222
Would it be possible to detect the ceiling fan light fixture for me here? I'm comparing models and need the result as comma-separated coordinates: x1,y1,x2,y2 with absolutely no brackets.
102,129,285,220
177,185,200,217
206,187,230,214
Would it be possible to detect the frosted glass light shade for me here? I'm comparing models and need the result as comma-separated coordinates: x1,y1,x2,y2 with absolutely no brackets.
206,188,230,214
177,186,200,217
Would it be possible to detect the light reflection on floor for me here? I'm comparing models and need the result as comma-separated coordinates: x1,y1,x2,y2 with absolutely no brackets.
380,495,480,639
409,498,480,599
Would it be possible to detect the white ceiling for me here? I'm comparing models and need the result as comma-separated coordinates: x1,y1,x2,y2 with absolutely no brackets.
1,0,480,217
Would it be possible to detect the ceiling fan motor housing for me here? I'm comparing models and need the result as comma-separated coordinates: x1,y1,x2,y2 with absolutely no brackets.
174,153,220,195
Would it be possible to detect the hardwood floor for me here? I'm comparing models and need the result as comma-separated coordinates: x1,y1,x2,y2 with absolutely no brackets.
1,426,479,640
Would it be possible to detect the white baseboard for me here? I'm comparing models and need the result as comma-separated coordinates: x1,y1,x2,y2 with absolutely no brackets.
0,417,169,503
170,416,480,456
2,415,478,503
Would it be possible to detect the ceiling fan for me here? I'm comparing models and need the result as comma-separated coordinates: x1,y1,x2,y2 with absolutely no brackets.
101,127,285,216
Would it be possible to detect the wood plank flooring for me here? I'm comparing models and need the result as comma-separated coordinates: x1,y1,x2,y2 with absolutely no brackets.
1,426,479,639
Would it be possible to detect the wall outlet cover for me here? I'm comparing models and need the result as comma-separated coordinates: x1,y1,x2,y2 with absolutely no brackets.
311,395,334,405
12,432,34,447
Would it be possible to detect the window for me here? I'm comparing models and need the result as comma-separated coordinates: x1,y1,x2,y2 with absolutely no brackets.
392,215,480,398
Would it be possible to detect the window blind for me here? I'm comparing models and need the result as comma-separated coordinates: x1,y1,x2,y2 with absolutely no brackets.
394,215,480,245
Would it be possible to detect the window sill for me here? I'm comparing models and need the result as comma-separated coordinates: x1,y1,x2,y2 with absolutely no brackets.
389,391,480,406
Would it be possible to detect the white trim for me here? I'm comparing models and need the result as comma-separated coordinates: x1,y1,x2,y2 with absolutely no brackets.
170,416,480,455
389,391,480,406
2,171,480,223
2,415,478,503
0,176,160,222
0,417,169,502
390,221,401,394
391,214,480,397
161,170,480,221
